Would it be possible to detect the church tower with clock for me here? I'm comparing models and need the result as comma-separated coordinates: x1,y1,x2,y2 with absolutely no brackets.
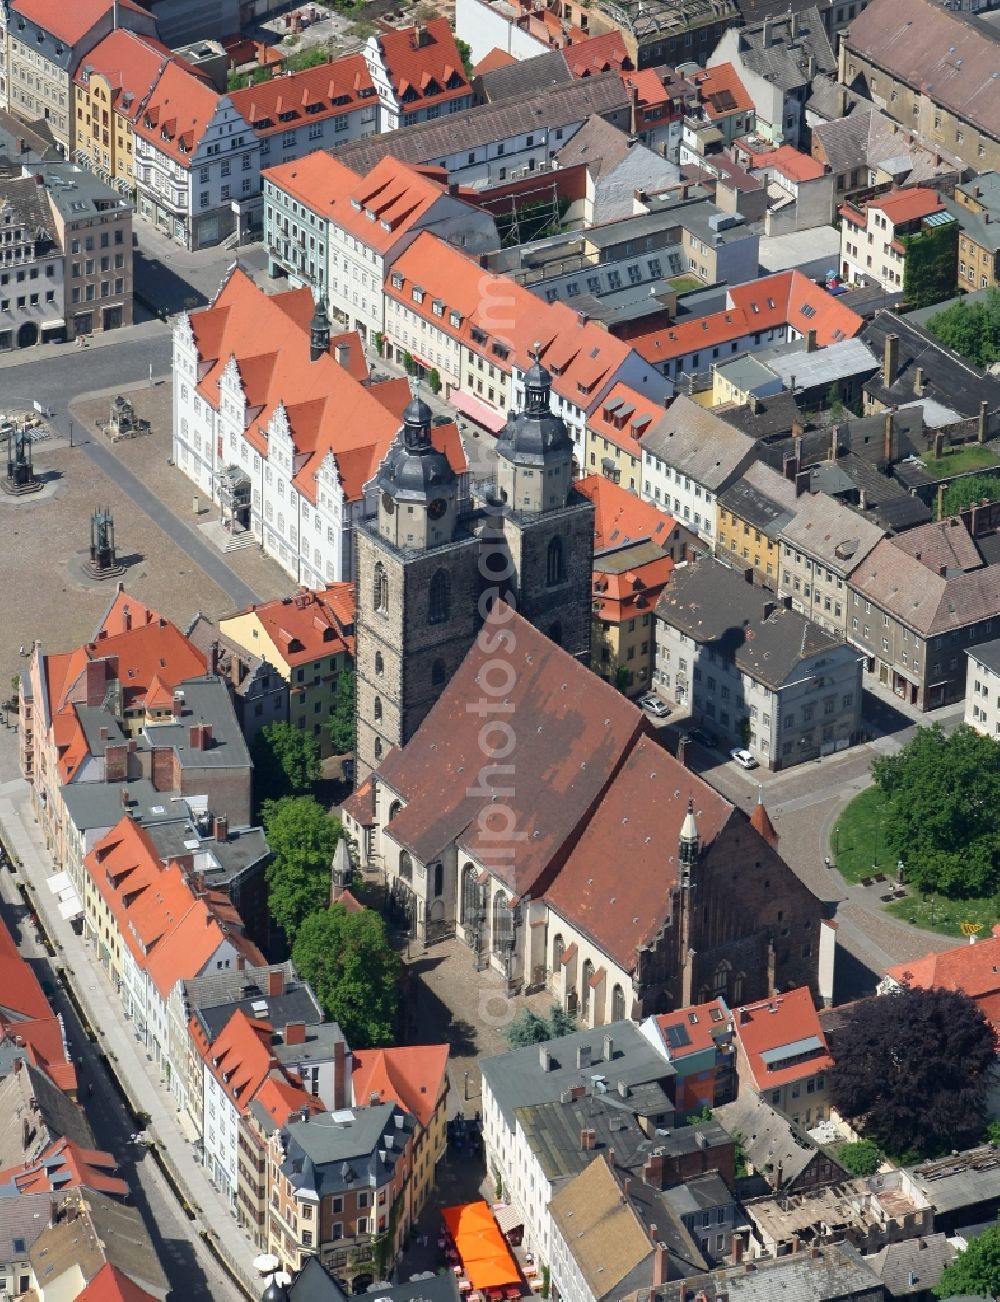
354,385,482,783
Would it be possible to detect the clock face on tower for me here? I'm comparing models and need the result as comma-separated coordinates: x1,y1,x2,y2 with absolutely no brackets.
428,498,447,520
381,491,395,515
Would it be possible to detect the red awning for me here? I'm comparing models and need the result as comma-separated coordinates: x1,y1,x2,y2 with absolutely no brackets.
449,388,508,434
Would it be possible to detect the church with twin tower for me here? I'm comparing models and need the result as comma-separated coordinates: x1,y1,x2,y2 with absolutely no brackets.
354,353,595,783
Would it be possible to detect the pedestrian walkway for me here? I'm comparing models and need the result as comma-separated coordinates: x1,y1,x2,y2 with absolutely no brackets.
0,773,259,1300
0,318,168,372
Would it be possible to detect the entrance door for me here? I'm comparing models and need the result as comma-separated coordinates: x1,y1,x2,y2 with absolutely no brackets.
102,304,123,331
879,661,889,685
16,322,37,348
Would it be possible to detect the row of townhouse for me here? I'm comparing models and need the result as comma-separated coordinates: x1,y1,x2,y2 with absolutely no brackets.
3,0,471,248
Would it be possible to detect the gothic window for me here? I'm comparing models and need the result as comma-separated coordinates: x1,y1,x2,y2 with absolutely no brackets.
713,960,731,994
399,852,413,883
374,696,382,722
581,958,594,1019
732,971,745,1003
612,983,626,1021
492,891,513,955
375,651,384,675
462,863,479,929
546,536,565,587
431,658,446,686
388,800,402,822
553,933,565,969
374,737,382,759
549,620,563,647
433,862,443,897
373,562,388,614
428,569,450,625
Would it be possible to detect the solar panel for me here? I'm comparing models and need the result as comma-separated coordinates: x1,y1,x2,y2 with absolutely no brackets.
665,1023,691,1049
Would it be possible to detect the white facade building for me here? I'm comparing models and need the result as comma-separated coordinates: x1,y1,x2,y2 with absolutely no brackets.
965,641,1000,738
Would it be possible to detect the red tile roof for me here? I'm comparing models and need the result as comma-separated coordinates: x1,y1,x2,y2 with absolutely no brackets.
230,54,376,136
374,19,472,108
0,916,76,1093
191,267,459,503
623,68,671,111
194,1008,275,1116
592,551,675,624
545,734,733,972
473,48,517,76
74,30,197,122
77,1262,161,1302
576,475,680,552
84,818,264,1000
585,381,663,457
886,926,1000,1031
253,1074,324,1129
691,63,754,121
733,986,833,1090
351,1044,449,1129
562,31,632,77
233,584,356,669
378,606,646,896
132,59,224,167
652,997,733,1062
0,1138,128,1197
866,186,946,226
93,587,163,640
743,142,825,184
11,0,148,46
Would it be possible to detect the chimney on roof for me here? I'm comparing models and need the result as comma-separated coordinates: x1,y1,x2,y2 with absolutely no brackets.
677,735,688,767
762,16,772,45
744,567,754,584
936,482,946,521
121,786,130,807
577,1044,592,1069
782,451,798,482
806,53,816,80
795,468,810,497
979,399,990,444
334,341,350,369
622,1175,632,1200
883,332,899,387
914,365,925,396
604,1032,614,1060
883,410,895,462
577,310,588,328
732,1232,744,1263
284,1021,306,1046
539,1045,553,1072
933,430,945,460
268,968,285,997
214,814,229,843
829,423,839,462
789,10,800,37
99,726,109,741
580,1128,596,1150
749,393,761,415
805,328,817,353
653,1241,668,1286
172,690,184,719
791,1233,801,1253
763,599,776,621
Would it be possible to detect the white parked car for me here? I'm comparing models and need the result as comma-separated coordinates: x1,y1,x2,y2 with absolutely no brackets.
729,747,759,769
638,694,670,718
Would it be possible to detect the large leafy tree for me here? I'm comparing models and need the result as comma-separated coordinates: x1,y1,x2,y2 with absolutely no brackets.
292,904,401,1048
264,796,341,943
831,986,997,1159
872,724,1000,897
327,668,355,757
935,1221,1000,1298
252,721,321,804
927,287,1000,371
941,474,1000,518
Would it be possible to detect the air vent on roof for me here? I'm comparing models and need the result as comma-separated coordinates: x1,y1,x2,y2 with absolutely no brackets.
251,999,269,1015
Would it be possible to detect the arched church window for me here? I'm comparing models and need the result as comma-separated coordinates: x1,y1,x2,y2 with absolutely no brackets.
581,958,594,1019
546,536,565,587
399,851,413,883
374,737,382,759
374,696,382,722
375,651,384,675
612,984,626,1021
373,562,388,614
428,569,450,625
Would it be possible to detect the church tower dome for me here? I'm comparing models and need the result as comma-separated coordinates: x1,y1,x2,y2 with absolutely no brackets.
496,344,574,514
376,380,457,550
309,292,330,362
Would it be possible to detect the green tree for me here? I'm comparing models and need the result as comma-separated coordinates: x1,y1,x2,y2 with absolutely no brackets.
427,367,442,395
326,668,355,756
941,473,1000,517
935,1221,1000,1298
502,1003,576,1048
402,351,416,376
901,220,958,310
252,721,321,804
927,287,1000,370
614,665,631,695
264,796,341,943
836,1140,882,1177
872,724,1000,897
373,330,385,357
291,904,401,1047
455,36,474,78
831,986,997,1159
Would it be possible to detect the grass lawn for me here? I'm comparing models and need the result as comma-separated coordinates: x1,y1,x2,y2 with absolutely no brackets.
831,786,900,884
886,892,998,940
920,444,1000,479
668,275,702,295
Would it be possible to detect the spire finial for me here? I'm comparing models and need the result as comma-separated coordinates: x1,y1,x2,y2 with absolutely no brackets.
408,375,421,401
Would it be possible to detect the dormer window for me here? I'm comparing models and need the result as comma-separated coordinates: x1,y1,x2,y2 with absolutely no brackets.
449,310,461,327
351,198,362,211
391,273,403,290
432,299,444,317
412,286,424,304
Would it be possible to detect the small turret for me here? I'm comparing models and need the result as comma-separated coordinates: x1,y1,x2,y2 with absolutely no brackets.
679,797,699,885
496,343,574,514
376,379,457,550
310,292,330,362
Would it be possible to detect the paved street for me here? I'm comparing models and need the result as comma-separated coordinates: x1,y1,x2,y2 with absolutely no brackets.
0,758,256,1299
132,225,269,314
